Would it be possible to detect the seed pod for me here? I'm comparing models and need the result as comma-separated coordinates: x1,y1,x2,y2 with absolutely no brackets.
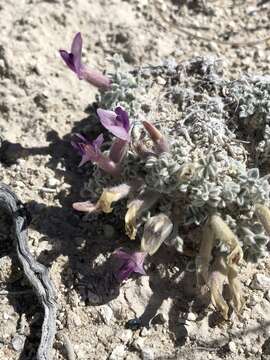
208,256,229,320
255,204,270,235
196,222,214,287
125,192,159,240
141,214,173,255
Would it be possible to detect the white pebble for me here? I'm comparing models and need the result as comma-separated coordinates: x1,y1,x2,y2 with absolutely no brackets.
251,274,270,291
98,305,113,325
46,177,60,188
142,346,155,360
12,335,26,352
228,341,237,353
109,345,126,360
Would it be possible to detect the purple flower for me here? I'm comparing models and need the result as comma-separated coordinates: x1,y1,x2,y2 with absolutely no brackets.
113,249,146,282
97,107,131,141
71,133,104,167
59,33,111,90
71,133,120,175
60,32,83,78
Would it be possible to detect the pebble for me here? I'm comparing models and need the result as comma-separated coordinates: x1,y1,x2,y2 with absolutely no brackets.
109,344,126,360
228,341,237,353
133,337,145,351
98,305,113,325
11,335,26,352
46,177,60,188
186,312,197,322
3,313,10,321
118,329,133,343
140,327,150,337
266,290,270,302
247,293,262,307
141,346,155,360
251,274,270,291
68,290,80,308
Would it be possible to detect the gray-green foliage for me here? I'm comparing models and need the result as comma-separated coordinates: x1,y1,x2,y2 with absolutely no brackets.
85,56,270,261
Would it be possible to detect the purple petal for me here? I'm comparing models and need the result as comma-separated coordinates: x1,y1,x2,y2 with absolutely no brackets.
113,249,146,282
92,133,104,151
71,140,83,154
71,133,90,155
71,32,82,74
73,133,88,142
59,50,75,72
78,152,93,167
97,108,117,127
115,107,130,132
97,108,130,140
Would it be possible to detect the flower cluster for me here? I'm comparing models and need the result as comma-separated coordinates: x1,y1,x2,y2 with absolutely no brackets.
60,35,270,318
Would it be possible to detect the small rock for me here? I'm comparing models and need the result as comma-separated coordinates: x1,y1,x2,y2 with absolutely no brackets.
67,310,82,328
140,327,150,337
186,312,197,322
141,346,155,360
12,335,26,352
157,298,173,324
68,290,80,308
109,344,126,360
46,177,60,188
124,277,153,317
228,341,237,353
251,274,270,291
118,329,133,343
208,41,219,53
247,293,262,307
3,313,10,321
98,305,113,325
266,290,270,302
133,337,145,351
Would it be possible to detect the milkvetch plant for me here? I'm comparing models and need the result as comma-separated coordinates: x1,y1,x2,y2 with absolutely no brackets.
60,34,270,318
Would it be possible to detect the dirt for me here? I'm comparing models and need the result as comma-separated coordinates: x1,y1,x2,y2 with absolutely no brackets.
1,0,270,359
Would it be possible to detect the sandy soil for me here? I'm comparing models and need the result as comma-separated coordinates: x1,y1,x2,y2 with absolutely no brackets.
1,0,270,359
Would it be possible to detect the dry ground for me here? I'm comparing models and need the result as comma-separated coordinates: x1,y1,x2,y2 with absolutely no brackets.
1,0,270,359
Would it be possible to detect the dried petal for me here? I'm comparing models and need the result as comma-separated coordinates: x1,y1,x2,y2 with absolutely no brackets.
196,222,215,288
97,184,131,213
255,203,270,235
141,214,173,255
125,192,159,240
208,256,229,320
72,200,99,213
209,215,243,264
227,262,244,314
125,199,143,240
